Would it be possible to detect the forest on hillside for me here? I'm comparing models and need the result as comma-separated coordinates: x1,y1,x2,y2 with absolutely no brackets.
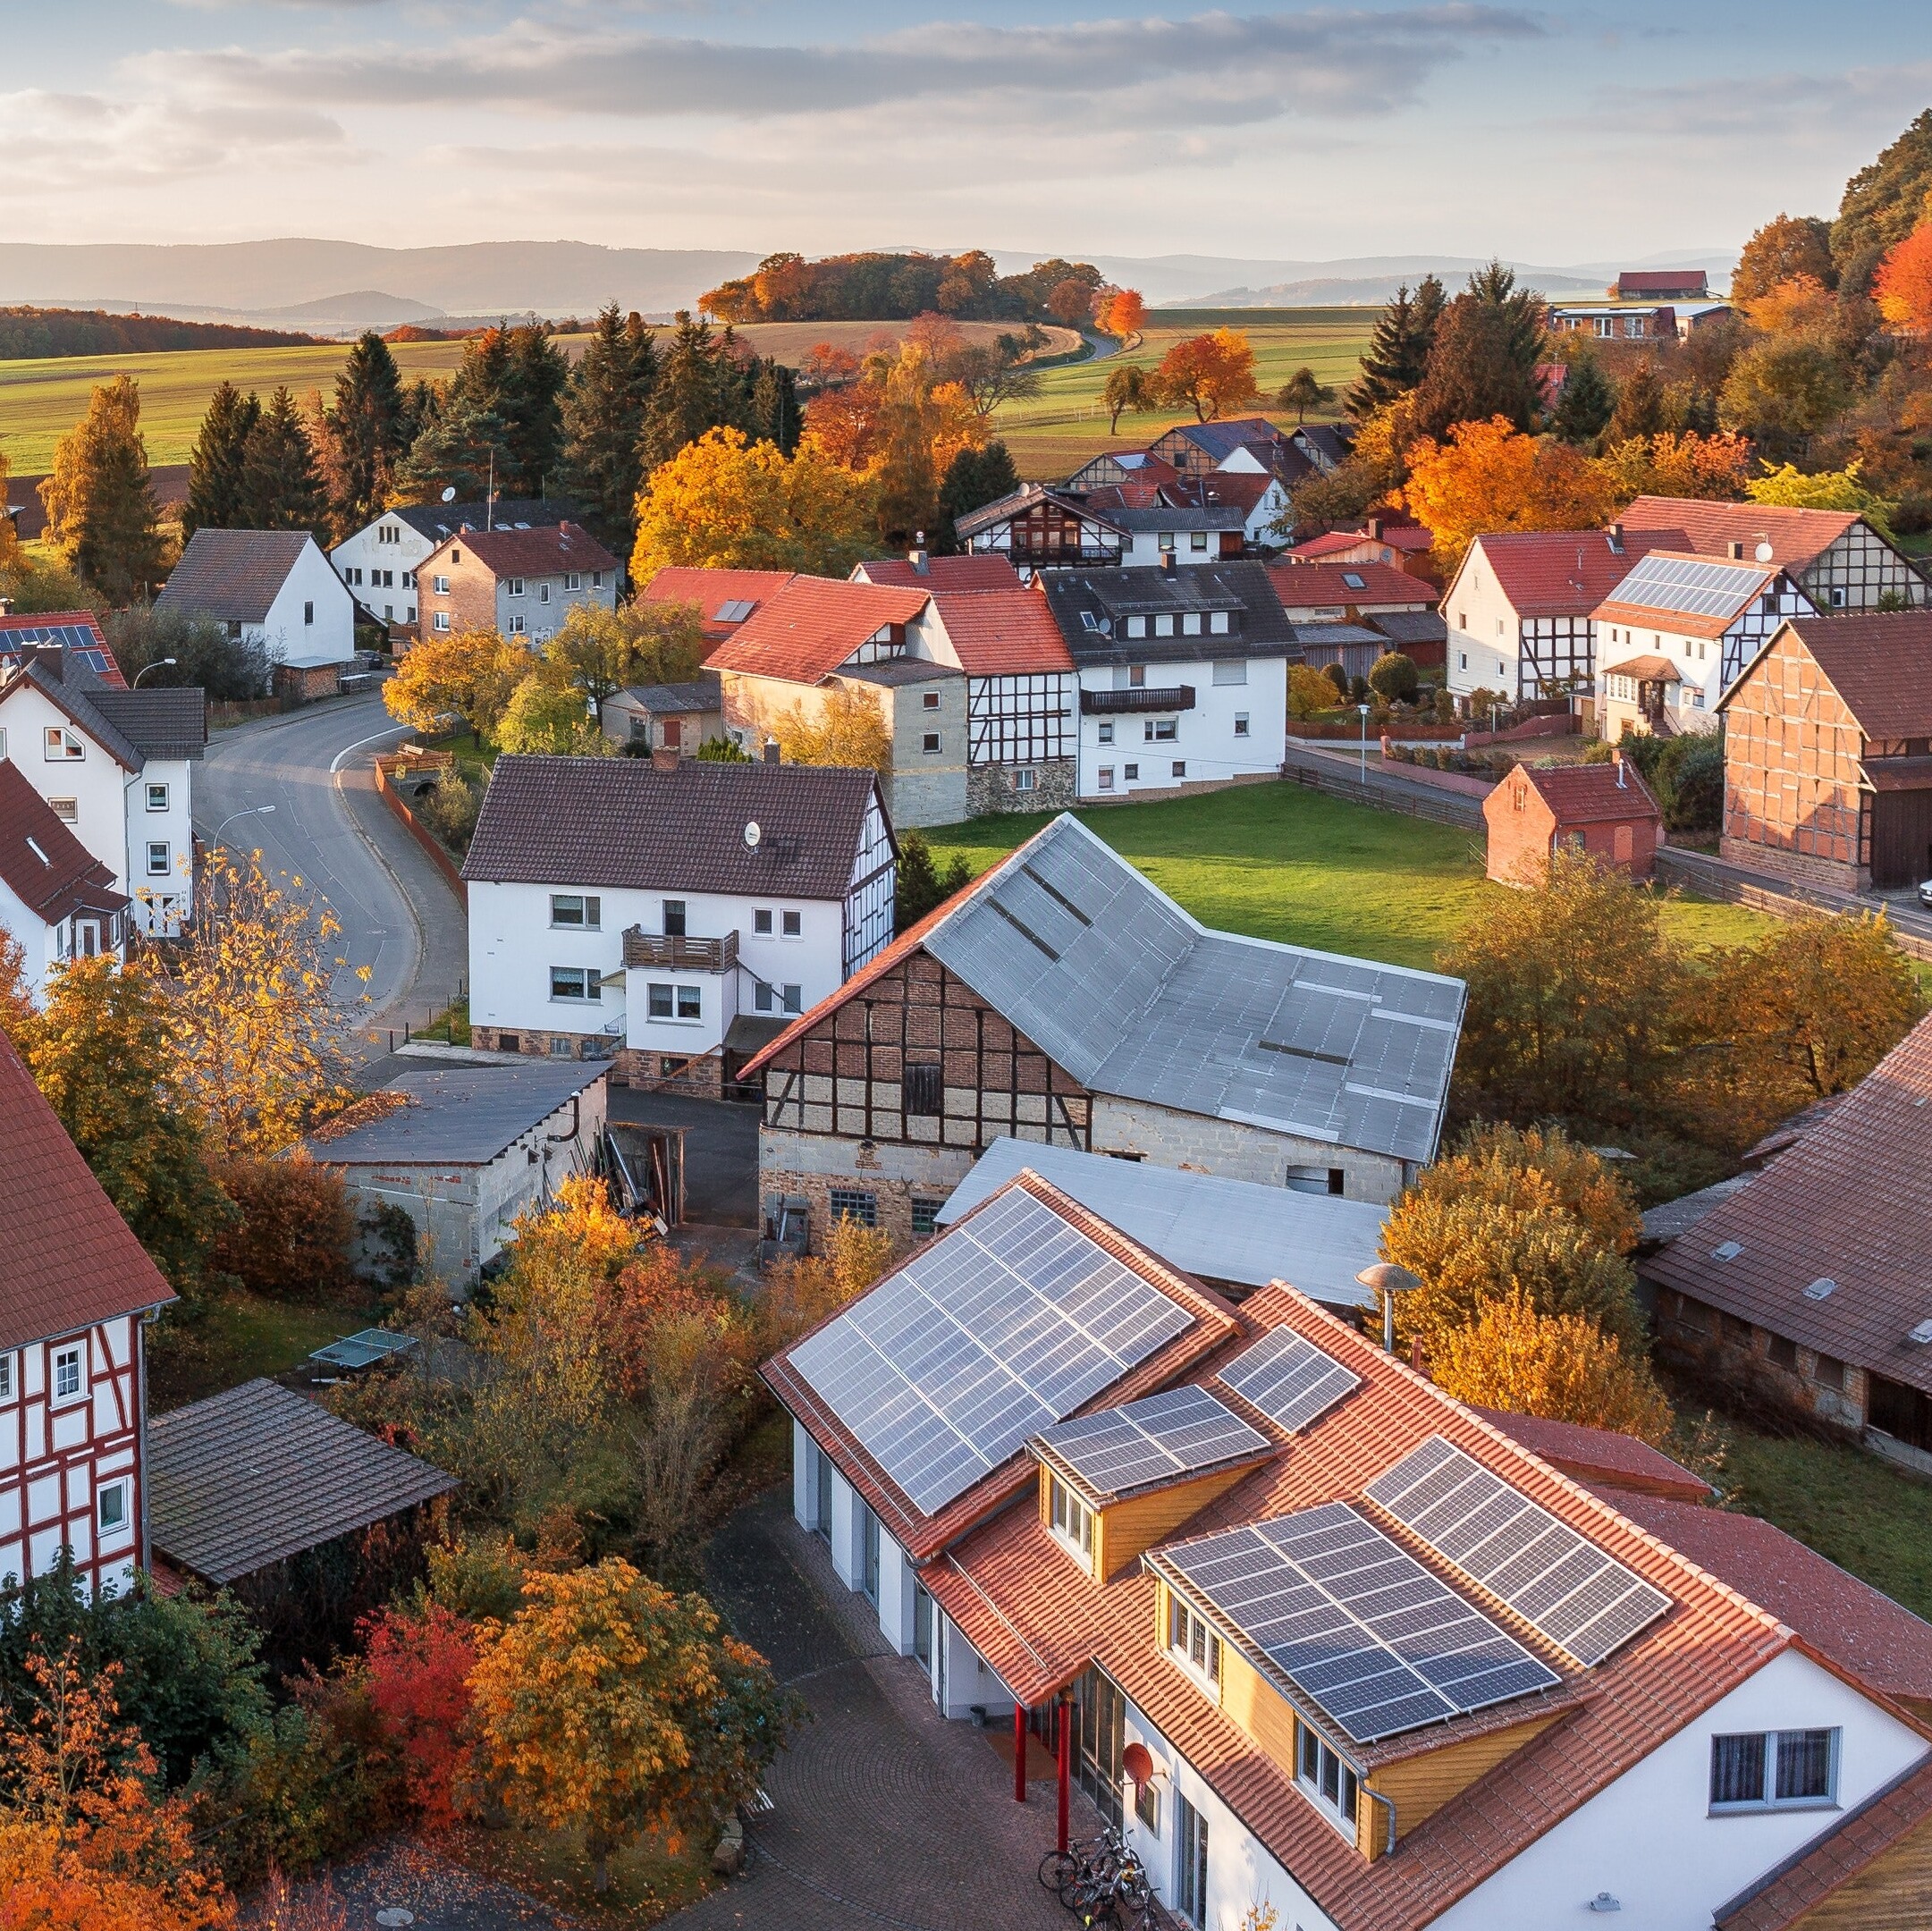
0,306,322,360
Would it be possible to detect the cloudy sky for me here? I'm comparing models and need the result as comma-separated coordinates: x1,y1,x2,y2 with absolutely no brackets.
4,0,1928,265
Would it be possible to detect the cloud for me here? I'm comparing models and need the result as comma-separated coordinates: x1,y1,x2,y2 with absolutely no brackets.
129,6,1544,126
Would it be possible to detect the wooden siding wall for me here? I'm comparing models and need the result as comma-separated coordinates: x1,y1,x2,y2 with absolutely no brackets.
1217,1643,1302,1784
1093,1464,1259,1583
1363,1711,1563,1849
762,946,1093,1154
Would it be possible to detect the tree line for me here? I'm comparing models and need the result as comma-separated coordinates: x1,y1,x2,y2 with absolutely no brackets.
701,249,1118,326
0,305,322,360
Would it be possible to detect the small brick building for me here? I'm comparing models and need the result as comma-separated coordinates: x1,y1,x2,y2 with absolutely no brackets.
1483,755,1663,886
416,522,617,648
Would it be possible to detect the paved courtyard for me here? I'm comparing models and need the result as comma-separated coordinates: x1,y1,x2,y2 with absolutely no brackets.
671,1486,1101,1931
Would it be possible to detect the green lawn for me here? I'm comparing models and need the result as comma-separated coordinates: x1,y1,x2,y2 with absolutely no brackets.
148,1293,381,1412
991,307,1378,482
924,784,1776,974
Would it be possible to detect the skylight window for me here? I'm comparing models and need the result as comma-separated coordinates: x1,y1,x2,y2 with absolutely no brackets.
1342,571,1366,589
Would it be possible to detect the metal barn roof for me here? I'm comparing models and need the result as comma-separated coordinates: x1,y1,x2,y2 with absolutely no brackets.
307,1060,606,1167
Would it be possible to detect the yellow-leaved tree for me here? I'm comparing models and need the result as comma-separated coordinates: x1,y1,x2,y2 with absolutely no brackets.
770,687,892,776
382,627,530,738
1403,416,1613,575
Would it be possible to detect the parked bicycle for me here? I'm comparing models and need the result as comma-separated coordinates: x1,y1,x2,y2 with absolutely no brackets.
1039,1826,1155,1928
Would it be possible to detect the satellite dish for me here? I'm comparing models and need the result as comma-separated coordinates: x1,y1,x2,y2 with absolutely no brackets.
744,821,762,849
1754,540,1774,563
441,485,458,503
1123,1742,1155,1786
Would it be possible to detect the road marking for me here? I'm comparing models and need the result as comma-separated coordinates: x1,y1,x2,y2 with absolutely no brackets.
330,721,413,773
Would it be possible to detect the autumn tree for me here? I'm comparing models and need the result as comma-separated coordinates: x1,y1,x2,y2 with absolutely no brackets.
1402,417,1612,573
359,1603,479,1830
496,669,610,757
382,626,529,738
1101,364,1154,435
1746,459,1897,535
1832,107,1932,276
762,1214,900,1348
1732,214,1837,302
181,384,261,541
1873,223,1932,333
207,1153,356,1303
769,687,892,776
1597,430,1753,504
1427,1292,1675,1442
541,600,707,716
1287,662,1344,721
171,849,360,1159
1410,282,1546,440
1719,340,1851,459
467,1559,797,1889
38,375,167,603
630,426,876,579
1277,367,1335,424
1347,277,1446,420
1154,329,1259,422
1096,288,1147,341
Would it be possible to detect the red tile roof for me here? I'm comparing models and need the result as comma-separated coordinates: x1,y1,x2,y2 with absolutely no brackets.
640,567,797,642
1644,1009,1932,1396
1726,611,1932,739
1270,561,1435,610
927,586,1074,675
1471,1406,1711,1502
706,576,933,686
1461,528,1669,619
1287,523,1434,562
0,1027,173,1352
1600,653,1683,681
1618,496,1864,574
918,1282,1835,1930
857,555,1027,591
0,612,125,687
0,761,128,924
434,520,616,578
1498,758,1663,829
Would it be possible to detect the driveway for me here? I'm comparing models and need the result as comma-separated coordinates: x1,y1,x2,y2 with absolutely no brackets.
610,1088,760,1227
670,1488,1098,1931
196,695,468,1051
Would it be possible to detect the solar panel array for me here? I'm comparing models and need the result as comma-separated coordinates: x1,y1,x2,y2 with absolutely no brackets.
788,1188,1194,1515
1216,1329,1361,1436
1605,551,1765,622
1366,1437,1672,1668
0,619,121,687
1035,1386,1269,1502
1160,1502,1561,1744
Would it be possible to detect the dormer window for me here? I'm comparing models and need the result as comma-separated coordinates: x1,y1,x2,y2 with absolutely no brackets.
1168,1594,1221,1687
1298,1724,1361,1837
1047,1473,1093,1568
1126,616,1147,639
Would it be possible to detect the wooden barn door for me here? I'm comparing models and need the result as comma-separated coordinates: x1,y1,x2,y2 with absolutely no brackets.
1870,788,1932,887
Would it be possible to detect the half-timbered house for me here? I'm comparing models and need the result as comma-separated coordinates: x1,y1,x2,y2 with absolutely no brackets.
743,813,1464,1247
0,1029,173,1597
957,485,1128,570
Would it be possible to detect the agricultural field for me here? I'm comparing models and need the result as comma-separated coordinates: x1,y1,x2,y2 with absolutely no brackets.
991,306,1379,481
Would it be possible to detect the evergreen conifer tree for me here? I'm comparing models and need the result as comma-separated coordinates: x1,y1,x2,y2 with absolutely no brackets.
640,312,736,471
937,442,1020,545
1607,358,1666,444
748,358,802,453
502,325,571,497
239,386,326,534
1346,274,1445,420
316,332,409,537
1552,355,1617,448
560,304,660,548
182,382,261,539
38,374,166,602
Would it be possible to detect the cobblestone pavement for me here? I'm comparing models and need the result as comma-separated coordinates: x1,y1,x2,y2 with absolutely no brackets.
670,1487,1100,1931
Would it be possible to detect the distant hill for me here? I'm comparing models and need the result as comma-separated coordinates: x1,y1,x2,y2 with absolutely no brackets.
0,306,324,360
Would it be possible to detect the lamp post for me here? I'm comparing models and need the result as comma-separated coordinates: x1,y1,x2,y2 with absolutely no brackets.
1357,701,1371,782
132,658,177,687
209,804,275,850
1356,1261,1422,1354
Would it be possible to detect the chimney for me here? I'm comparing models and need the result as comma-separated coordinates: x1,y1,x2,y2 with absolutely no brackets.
1607,522,1625,556
1160,547,1177,576
651,746,680,772
1614,747,1627,788
0,596,13,618
762,739,780,764
1365,516,1383,541
908,545,929,576
1727,539,1744,561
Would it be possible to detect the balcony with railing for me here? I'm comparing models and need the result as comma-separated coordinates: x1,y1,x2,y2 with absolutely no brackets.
621,927,739,973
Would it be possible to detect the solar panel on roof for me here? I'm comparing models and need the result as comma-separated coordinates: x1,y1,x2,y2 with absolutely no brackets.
1216,1329,1361,1435
1158,1502,1561,1744
1365,1437,1671,1667
1607,552,1765,622
1035,1385,1269,1502
789,1189,1194,1516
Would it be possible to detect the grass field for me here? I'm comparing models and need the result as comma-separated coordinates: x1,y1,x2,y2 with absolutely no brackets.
924,783,1775,974
991,305,1378,481
147,1292,381,1412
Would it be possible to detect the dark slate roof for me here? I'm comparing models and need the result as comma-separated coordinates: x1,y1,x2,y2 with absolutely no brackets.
615,673,722,715
1366,610,1450,649
156,528,318,624
1039,561,1298,666
1293,423,1354,469
308,1061,607,1166
89,686,207,762
1105,503,1249,534
148,1378,458,1583
1157,417,1291,464
0,1029,173,1353
384,499,574,544
0,761,129,926
463,755,887,899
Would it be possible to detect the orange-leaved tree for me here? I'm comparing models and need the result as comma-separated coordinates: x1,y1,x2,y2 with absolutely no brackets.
466,1558,799,1889
1153,329,1259,422
1596,430,1754,505
769,687,892,776
1096,288,1147,341
1403,416,1614,573
382,626,530,738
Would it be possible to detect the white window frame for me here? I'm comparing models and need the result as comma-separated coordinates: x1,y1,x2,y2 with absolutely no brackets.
1167,1591,1222,1691
508,615,527,636
781,909,802,939
508,577,526,597
0,1351,13,1402
44,727,84,762
434,611,451,632
1297,1724,1362,1838
97,1478,131,1538
1212,659,1247,686
550,966,600,1003
434,575,451,594
146,782,169,812
51,1341,85,1405
146,841,170,875
1097,721,1115,745
550,893,601,930
1234,713,1250,737
1046,1472,1094,1571
1709,1730,1839,1813
781,983,803,1013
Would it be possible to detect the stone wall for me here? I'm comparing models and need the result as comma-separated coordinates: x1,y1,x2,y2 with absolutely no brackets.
615,1047,724,1097
759,1125,977,1248
967,757,1076,817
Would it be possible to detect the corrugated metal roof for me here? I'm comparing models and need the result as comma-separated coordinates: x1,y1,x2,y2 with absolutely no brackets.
938,1139,1388,1305
922,815,1463,1166
306,1060,607,1166
148,1379,457,1582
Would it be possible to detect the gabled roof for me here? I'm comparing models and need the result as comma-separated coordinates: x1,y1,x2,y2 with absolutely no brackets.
705,576,932,685
1617,270,1708,295
0,655,146,772
1284,522,1434,562
462,754,887,899
156,528,320,624
1458,528,1670,620
0,612,124,687
612,672,721,715
855,555,1025,591
427,520,616,578
1157,417,1290,464
1644,1011,1932,1395
1365,610,1449,649
0,760,128,925
1491,758,1662,828
1601,653,1683,681
1270,561,1435,610
638,567,797,641
954,485,1126,542
1471,1407,1711,1503
925,586,1074,675
375,499,572,544
308,1060,607,1166
1595,549,1783,639
1719,611,1932,738
1617,496,1871,574
0,1026,173,1353
1039,561,1298,663
89,686,207,762
747,813,1464,1167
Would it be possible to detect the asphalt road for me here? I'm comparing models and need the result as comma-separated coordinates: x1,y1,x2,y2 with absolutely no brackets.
194,695,468,1049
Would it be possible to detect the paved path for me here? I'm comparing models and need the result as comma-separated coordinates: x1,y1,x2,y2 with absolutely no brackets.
197,695,468,1053
671,1488,1098,1931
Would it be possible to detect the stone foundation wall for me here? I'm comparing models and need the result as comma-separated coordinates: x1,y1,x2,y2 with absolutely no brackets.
967,759,1076,817
614,1047,725,1098
759,1126,977,1248
471,1024,612,1063
1717,835,1866,898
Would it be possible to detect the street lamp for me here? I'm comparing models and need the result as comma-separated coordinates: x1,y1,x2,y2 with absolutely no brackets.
209,805,275,848
131,658,177,687
1357,701,1371,782
1356,1261,1422,1354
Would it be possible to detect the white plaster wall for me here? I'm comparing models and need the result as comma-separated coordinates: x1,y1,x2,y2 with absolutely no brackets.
1443,540,1531,697
257,541,356,666
938,1614,1017,1720
331,516,430,626
1433,1648,1930,1931
1077,657,1287,799
127,756,195,933
791,1418,814,1528
877,1530,920,1654
0,680,132,889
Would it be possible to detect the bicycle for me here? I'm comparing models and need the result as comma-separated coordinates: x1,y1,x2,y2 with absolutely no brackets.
1040,1826,1123,1901
1067,1847,1155,1930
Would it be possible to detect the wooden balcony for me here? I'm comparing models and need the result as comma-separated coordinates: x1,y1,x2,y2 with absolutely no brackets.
621,928,739,973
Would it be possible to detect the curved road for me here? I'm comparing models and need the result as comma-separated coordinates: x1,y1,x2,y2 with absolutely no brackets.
194,696,468,1050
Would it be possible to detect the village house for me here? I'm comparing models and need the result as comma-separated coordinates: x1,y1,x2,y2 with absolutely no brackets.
956,485,1127,571
637,566,797,647
330,498,571,636
1150,417,1301,485
1717,611,1932,893
743,812,1464,1249
1039,560,1294,803
1614,268,1711,299
0,608,124,683
307,1058,610,1279
1593,549,1818,738
0,1028,173,1596
1270,561,1448,677
764,1167,1932,1931
0,762,129,1002
416,521,618,648
1617,496,1927,612
0,642,205,935
1282,517,1434,577
1548,303,1680,341
1643,1009,1932,1469
1484,755,1663,886
600,673,726,755
1290,423,1354,476
463,755,894,1093
156,529,356,694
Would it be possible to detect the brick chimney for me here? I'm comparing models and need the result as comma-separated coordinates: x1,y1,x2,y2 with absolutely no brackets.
1160,547,1177,576
763,739,781,764
1365,516,1382,541
651,746,680,772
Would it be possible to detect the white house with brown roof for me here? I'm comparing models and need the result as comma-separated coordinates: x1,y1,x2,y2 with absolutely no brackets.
461,755,895,1093
764,1168,1932,1931
0,762,129,1001
331,498,570,636
156,528,355,670
0,1028,173,1597
416,521,617,648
